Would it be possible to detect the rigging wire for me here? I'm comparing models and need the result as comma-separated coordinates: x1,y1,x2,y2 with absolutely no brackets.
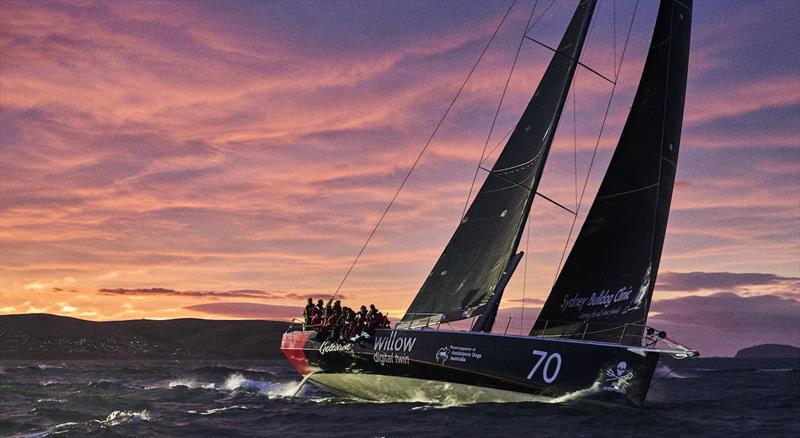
613,0,617,76
527,0,557,34
520,213,531,335
329,0,519,301
551,0,640,287
462,0,539,218
572,69,579,211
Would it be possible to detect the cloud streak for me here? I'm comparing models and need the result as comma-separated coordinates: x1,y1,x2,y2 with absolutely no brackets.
97,288,279,300
648,292,800,356
184,302,302,320
657,272,800,294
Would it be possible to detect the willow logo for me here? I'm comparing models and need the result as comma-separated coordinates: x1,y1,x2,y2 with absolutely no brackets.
373,332,417,353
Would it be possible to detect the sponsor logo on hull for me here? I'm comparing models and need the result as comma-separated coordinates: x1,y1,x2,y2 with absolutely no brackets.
603,361,634,393
318,340,354,355
434,345,482,364
374,331,417,352
373,331,417,366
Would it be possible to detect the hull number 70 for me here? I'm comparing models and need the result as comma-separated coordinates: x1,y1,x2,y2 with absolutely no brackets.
526,350,562,383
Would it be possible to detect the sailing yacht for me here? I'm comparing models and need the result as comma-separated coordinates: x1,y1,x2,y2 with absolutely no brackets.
281,0,697,406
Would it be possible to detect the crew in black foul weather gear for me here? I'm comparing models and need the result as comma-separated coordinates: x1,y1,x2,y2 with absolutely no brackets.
366,304,388,335
311,299,324,325
297,298,391,342
303,298,315,325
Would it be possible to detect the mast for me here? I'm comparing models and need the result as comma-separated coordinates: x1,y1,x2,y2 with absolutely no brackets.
532,0,693,343
401,0,597,329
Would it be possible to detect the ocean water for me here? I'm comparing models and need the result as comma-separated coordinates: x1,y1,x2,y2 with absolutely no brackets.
1,358,798,437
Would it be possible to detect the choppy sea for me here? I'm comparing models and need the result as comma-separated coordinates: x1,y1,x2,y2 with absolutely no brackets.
1,358,798,437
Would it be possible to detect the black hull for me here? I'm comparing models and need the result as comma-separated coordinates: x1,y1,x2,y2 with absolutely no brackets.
281,328,660,406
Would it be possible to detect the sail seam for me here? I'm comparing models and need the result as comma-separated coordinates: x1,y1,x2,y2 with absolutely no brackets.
479,166,533,191
492,154,540,172
594,182,659,201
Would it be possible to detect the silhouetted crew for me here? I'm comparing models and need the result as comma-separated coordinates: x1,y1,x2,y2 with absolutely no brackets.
303,297,315,325
325,301,333,323
342,307,356,338
312,299,324,325
330,300,344,341
366,304,384,335
303,298,313,324
350,306,367,337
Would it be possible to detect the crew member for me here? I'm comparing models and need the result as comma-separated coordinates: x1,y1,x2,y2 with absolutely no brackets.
312,299,325,325
303,297,315,326
324,301,334,324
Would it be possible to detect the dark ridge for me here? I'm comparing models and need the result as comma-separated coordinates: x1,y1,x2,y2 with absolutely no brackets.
734,344,800,358
0,314,287,360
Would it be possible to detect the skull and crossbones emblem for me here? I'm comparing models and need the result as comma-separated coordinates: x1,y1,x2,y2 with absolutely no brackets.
604,361,634,392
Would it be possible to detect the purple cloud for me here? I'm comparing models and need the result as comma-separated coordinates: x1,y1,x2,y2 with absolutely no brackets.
657,271,799,293
648,292,800,357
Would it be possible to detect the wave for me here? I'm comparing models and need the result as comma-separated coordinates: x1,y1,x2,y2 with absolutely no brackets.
95,409,151,427
187,405,250,416
35,398,66,404
17,422,81,438
160,373,300,399
16,410,150,437
167,378,216,390
36,364,65,370
548,382,603,404
222,373,300,398
655,365,688,379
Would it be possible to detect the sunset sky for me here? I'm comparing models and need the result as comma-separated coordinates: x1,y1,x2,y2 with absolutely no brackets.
1,0,797,356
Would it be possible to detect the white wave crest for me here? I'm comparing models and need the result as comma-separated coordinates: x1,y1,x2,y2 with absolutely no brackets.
222,373,299,398
35,398,66,404
18,422,80,438
187,405,250,416
757,368,794,373
97,410,151,427
655,365,688,379
548,382,604,404
167,379,216,390
36,364,64,370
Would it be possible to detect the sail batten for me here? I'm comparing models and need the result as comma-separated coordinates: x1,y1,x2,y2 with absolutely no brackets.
401,0,598,328
532,0,693,343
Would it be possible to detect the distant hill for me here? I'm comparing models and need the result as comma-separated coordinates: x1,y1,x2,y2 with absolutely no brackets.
734,344,800,358
0,314,288,360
